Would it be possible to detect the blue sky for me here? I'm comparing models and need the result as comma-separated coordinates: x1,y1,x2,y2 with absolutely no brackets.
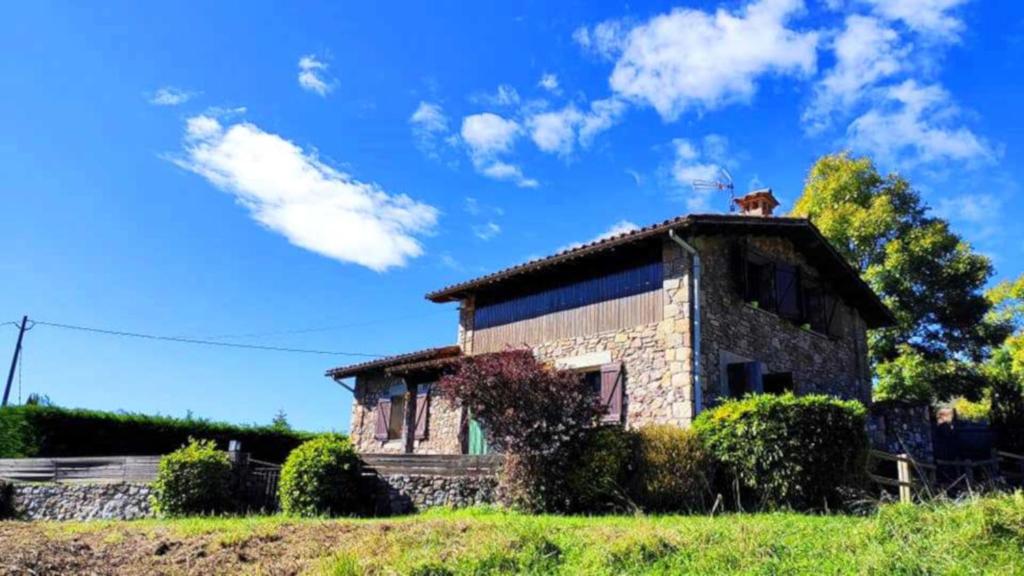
2,0,1023,432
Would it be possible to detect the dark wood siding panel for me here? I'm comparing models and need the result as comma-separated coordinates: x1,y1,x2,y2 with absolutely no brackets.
473,290,664,353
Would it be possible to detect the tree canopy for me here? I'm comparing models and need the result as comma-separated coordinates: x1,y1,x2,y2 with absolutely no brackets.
791,152,1010,402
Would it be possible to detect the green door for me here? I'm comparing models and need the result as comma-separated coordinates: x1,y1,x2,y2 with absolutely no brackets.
467,411,489,455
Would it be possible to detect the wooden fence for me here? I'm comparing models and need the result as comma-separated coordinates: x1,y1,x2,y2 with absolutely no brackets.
869,449,1024,503
359,454,504,478
0,456,161,483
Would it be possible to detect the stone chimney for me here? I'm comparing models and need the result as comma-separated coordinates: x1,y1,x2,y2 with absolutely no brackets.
734,189,779,217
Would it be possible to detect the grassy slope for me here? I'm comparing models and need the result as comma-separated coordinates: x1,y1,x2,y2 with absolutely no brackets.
12,494,1024,575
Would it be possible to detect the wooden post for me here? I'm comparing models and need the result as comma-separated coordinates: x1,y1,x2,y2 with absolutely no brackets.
897,453,912,504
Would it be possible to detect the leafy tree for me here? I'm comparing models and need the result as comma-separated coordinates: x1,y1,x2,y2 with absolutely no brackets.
437,350,601,511
791,153,1009,402
983,275,1024,450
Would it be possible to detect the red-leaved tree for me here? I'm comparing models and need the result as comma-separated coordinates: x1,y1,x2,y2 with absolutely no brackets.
437,350,602,510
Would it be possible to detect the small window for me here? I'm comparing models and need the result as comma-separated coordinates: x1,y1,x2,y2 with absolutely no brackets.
762,372,794,395
583,371,602,397
388,394,406,440
726,362,763,399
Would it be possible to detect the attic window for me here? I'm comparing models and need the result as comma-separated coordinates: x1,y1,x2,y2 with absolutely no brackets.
733,244,839,336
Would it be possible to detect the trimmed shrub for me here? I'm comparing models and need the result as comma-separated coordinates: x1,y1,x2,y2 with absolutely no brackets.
630,425,713,513
693,393,868,511
565,426,637,512
279,435,361,517
0,405,314,462
152,438,233,516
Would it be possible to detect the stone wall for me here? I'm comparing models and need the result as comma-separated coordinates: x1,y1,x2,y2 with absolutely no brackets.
9,483,153,521
350,373,463,455
370,474,499,515
697,235,872,406
867,401,935,463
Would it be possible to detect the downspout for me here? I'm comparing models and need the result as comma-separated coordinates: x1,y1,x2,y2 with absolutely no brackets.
668,230,702,418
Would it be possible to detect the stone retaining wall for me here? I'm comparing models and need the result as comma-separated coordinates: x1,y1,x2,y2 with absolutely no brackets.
372,474,499,515
10,483,153,521
867,401,934,463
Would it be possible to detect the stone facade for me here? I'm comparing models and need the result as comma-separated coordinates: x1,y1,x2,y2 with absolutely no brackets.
9,483,153,521
350,373,463,455
370,474,498,515
867,401,935,463
697,235,872,406
348,233,874,453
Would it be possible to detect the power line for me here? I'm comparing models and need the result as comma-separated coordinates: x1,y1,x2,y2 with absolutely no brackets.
198,307,454,340
29,319,385,358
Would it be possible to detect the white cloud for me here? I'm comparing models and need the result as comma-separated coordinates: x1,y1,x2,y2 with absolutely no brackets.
864,0,969,41
460,113,537,187
149,87,196,106
527,105,583,156
410,101,451,157
558,220,640,252
847,80,994,166
461,113,521,156
573,20,630,60
538,73,560,93
584,0,818,120
934,193,1000,225
803,15,907,133
472,221,502,240
174,116,438,271
473,84,521,107
526,97,628,156
298,55,335,96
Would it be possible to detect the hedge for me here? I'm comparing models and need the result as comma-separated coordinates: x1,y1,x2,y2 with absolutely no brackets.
0,405,316,462
693,393,868,511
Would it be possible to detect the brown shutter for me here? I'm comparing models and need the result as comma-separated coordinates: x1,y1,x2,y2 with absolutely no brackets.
414,389,430,440
374,398,391,441
600,362,624,424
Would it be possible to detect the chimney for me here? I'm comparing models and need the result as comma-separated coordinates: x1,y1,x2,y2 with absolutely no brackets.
734,188,779,217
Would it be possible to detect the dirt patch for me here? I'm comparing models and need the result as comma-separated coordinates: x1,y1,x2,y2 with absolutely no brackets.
0,521,354,575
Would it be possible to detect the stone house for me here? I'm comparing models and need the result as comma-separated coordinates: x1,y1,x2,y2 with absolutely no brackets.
327,190,894,455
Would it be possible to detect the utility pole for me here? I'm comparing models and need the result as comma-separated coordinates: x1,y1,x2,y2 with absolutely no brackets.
3,316,28,408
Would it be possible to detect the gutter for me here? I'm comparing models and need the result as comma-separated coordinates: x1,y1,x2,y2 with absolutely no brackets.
668,229,703,418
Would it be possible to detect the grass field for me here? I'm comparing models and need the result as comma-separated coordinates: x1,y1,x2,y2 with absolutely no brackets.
1,493,1022,575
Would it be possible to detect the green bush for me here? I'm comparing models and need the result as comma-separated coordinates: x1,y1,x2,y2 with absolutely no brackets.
151,438,233,516
279,435,361,517
565,426,636,512
629,425,713,513
693,393,868,511
0,405,314,461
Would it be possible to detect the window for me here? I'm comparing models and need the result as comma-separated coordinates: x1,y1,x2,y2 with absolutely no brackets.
762,372,794,395
388,394,406,440
735,245,842,335
374,383,408,442
583,370,602,397
726,361,763,399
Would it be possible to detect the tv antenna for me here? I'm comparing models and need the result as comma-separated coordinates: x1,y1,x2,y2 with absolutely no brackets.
692,167,736,212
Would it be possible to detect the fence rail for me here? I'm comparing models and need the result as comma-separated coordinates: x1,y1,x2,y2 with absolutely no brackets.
360,454,504,477
868,449,1023,503
0,456,161,483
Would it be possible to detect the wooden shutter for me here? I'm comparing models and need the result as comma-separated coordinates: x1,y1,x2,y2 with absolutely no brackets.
730,241,749,298
775,264,801,321
600,362,624,424
374,399,391,441
414,389,430,440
